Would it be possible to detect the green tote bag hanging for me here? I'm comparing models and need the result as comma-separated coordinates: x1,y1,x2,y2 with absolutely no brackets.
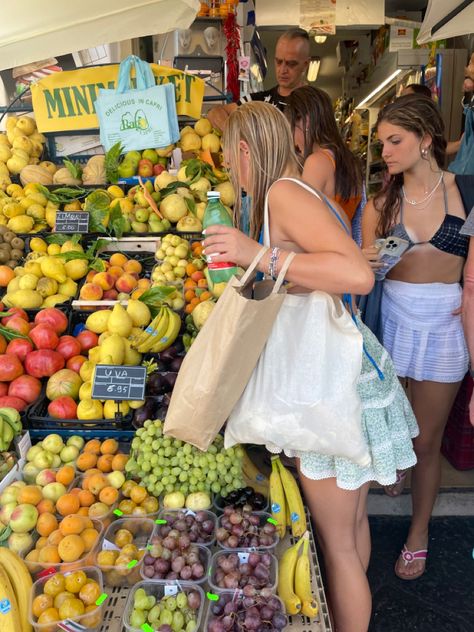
95,55,179,152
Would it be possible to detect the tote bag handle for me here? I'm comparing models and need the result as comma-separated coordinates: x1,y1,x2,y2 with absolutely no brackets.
117,55,156,93
239,249,295,292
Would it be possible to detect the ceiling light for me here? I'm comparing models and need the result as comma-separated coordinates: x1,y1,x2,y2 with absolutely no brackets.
307,59,321,82
314,35,327,44
355,69,402,108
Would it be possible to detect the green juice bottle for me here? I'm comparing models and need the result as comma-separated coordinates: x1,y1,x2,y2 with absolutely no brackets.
203,191,239,283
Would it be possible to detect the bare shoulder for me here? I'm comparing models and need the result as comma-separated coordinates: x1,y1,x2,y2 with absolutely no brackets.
443,170,466,217
268,178,324,208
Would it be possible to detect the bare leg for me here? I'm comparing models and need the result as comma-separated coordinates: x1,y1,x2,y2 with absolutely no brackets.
395,379,461,579
356,482,371,572
297,464,371,632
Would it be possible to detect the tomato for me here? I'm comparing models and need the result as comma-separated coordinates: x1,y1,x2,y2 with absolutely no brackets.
66,355,87,373
8,375,42,404
0,395,28,411
1,307,28,325
0,354,24,382
48,396,77,419
0,383,8,397
29,325,59,350
56,336,82,360
76,330,98,352
5,338,34,362
24,350,65,378
5,317,31,336
34,308,68,334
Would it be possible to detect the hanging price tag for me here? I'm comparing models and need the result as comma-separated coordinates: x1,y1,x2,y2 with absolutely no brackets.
237,552,249,564
55,211,89,233
92,365,147,401
164,585,178,596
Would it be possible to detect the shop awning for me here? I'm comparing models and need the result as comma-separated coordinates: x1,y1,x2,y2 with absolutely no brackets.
417,0,474,44
0,0,200,71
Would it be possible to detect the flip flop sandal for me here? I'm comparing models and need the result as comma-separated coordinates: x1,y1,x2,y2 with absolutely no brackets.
384,469,408,497
394,544,428,581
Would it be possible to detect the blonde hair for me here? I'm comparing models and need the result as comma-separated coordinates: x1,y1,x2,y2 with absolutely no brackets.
222,102,300,240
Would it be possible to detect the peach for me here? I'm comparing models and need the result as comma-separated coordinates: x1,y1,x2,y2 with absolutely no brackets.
137,278,151,289
103,289,118,300
108,266,124,280
85,270,96,283
92,272,115,291
109,253,128,267
131,289,145,300
123,259,142,275
115,273,138,293
79,283,103,301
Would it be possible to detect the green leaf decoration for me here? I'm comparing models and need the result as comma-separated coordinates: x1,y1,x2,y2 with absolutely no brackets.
109,205,126,239
105,142,124,184
45,233,82,245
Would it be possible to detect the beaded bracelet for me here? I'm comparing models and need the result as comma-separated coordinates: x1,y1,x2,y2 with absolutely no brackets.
268,247,281,279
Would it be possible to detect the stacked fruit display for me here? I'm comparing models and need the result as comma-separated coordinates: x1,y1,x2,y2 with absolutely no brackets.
0,182,56,234
23,434,83,480
210,550,276,592
0,230,25,270
0,115,47,189
126,584,203,632
154,509,216,545
2,238,89,308
207,592,288,632
126,418,245,498
141,529,209,582
117,146,173,179
30,568,103,629
216,507,278,550
116,479,159,517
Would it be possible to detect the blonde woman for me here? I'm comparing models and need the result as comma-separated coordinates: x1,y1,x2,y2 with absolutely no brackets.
203,102,418,631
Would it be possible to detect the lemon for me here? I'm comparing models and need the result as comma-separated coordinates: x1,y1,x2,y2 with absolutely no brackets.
58,278,78,297
61,241,84,254
79,381,92,400
6,183,23,198
30,237,47,253
26,204,46,220
47,243,61,255
7,215,34,233
77,399,103,420
63,200,82,211
103,400,129,419
107,185,125,199
64,259,88,280
42,293,69,307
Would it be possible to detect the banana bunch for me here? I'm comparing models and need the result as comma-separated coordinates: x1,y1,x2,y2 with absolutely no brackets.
278,532,319,618
270,456,306,538
131,305,182,353
241,448,269,497
0,547,33,632
0,408,22,451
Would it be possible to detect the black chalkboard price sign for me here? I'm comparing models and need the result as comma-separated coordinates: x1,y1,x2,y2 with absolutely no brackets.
92,365,147,401
55,211,89,233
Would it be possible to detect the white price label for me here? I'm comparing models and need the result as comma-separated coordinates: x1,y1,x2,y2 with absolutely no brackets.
101,539,119,551
185,509,196,517
164,585,178,596
238,552,249,564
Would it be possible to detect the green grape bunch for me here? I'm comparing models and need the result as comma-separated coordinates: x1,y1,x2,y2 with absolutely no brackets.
125,419,245,498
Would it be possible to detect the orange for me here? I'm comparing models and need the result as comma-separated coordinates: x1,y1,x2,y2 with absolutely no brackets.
37,512,59,537
56,465,75,486
32,593,54,618
17,485,43,505
111,453,128,471
87,473,108,496
81,527,99,552
76,452,97,471
37,499,55,514
100,438,119,455
99,486,118,505
47,529,64,546
109,252,128,267
58,534,85,562
38,545,61,564
97,454,113,472
56,493,80,517
184,278,197,289
78,489,95,507
59,514,85,536
83,439,101,455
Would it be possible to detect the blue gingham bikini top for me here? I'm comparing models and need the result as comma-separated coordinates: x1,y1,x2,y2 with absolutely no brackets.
390,177,469,259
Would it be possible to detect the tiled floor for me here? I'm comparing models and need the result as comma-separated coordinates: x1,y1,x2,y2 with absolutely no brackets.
368,515,474,632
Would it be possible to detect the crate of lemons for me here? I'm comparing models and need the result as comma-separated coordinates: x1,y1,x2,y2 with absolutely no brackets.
0,236,89,309
0,182,59,234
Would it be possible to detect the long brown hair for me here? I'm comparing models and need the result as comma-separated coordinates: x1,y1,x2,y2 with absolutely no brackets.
222,102,300,240
285,85,363,201
374,94,446,237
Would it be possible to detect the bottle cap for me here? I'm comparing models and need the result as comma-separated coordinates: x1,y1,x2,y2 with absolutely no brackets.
207,191,221,199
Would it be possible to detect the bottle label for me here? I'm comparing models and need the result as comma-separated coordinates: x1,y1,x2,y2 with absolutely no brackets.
208,261,236,270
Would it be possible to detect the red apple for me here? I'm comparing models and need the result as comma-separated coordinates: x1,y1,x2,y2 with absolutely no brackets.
76,330,98,352
153,163,166,176
8,375,42,404
5,338,34,363
66,355,87,373
34,308,68,334
137,158,153,177
56,336,82,360
29,325,59,350
48,396,77,419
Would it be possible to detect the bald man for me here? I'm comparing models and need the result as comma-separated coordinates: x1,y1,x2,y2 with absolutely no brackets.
207,28,311,130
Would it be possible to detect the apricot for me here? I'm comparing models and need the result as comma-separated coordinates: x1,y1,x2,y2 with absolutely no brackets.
99,486,118,506
131,288,145,300
100,438,119,455
85,270,96,283
38,544,61,564
130,485,147,505
83,439,101,454
59,514,85,536
25,549,40,563
56,493,80,517
56,465,75,487
81,527,99,552
111,453,128,471
92,272,115,291
69,487,81,496
48,529,64,546
35,536,48,550
79,282,103,301
109,252,128,267
32,593,54,618
137,278,151,289
115,273,138,293
123,259,142,275
77,506,90,517
37,512,59,537
97,454,114,472
87,473,108,496
58,534,85,562
76,452,97,471
37,499,55,514
78,489,95,507
17,484,43,505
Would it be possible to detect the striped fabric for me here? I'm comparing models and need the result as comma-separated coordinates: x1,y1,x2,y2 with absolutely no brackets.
381,280,468,383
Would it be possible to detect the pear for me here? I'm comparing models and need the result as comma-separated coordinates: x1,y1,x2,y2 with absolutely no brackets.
107,303,133,337
99,333,126,365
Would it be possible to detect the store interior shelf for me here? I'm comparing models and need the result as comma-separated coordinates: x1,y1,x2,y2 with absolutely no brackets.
99,507,332,632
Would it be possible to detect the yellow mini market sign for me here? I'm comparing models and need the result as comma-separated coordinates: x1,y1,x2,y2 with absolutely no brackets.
31,64,205,133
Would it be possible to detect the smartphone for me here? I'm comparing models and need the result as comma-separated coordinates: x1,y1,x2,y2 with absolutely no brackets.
374,236,410,279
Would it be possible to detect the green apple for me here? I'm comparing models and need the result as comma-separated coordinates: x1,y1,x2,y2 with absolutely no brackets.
124,150,141,167
42,434,65,455
26,445,43,462
142,149,158,165
118,160,137,179
33,450,54,470
60,445,79,463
